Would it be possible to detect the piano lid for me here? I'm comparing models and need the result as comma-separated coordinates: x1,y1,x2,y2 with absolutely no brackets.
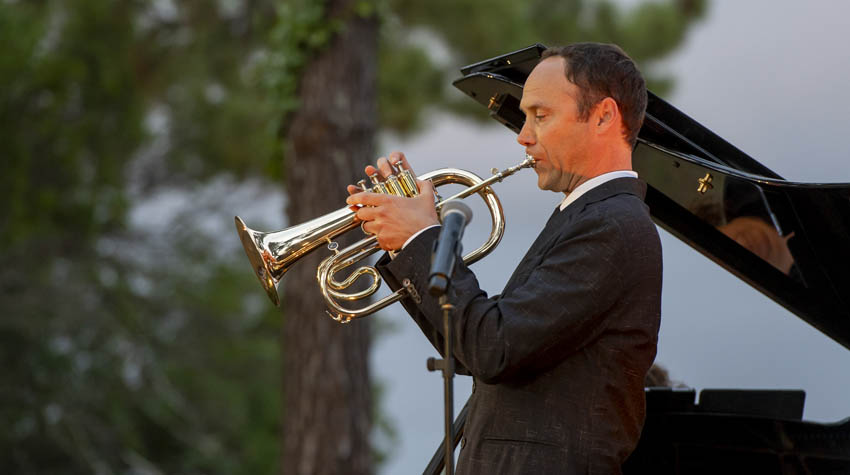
453,45,850,350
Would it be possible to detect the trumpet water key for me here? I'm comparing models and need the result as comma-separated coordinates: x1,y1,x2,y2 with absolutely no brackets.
234,155,536,322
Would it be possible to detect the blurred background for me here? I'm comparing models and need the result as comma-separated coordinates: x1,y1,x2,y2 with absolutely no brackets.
2,1,848,474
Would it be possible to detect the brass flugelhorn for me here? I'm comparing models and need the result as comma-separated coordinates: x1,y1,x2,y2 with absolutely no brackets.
234,155,535,322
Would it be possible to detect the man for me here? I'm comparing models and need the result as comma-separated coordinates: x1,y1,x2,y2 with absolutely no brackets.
347,43,662,474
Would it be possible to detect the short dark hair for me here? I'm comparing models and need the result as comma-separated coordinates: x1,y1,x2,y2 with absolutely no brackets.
541,43,647,147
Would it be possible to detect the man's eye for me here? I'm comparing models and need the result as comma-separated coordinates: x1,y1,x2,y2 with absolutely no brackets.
535,115,545,121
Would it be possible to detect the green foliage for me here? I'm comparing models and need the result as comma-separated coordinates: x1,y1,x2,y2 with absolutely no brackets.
266,0,707,153
0,1,281,473
379,0,707,131
1,232,281,474
378,38,444,134
0,0,142,250
265,0,337,127
133,0,282,182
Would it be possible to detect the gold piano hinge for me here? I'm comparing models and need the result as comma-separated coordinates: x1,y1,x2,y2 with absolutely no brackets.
487,94,501,111
402,278,421,304
697,173,714,194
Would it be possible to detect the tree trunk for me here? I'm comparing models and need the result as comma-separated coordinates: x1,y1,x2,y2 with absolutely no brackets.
281,2,376,474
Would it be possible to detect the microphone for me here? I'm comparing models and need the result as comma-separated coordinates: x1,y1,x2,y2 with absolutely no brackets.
428,201,473,297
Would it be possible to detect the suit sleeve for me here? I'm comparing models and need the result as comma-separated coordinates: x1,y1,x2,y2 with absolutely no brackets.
378,208,628,384
374,226,472,375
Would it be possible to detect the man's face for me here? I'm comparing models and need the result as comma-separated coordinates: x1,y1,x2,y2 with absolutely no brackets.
518,57,595,193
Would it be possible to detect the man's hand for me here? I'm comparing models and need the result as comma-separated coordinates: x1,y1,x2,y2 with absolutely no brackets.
346,151,439,251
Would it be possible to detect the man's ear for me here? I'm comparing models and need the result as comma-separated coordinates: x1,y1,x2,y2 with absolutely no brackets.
594,97,620,131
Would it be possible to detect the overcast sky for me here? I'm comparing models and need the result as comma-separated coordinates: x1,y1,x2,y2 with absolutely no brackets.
372,2,850,473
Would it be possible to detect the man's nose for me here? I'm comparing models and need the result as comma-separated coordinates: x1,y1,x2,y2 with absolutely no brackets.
517,121,535,146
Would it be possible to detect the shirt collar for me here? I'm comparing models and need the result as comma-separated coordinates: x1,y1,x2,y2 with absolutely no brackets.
559,170,638,211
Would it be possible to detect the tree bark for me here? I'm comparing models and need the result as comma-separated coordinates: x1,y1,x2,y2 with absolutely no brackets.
281,2,376,474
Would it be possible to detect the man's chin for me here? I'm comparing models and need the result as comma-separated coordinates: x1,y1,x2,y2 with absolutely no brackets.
537,179,558,192
536,172,558,192
535,175,548,191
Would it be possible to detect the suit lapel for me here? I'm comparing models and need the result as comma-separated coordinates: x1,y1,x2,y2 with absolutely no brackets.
501,206,569,293
500,178,647,295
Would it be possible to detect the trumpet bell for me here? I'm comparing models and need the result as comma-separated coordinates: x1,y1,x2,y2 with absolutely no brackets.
235,206,360,307
235,216,281,305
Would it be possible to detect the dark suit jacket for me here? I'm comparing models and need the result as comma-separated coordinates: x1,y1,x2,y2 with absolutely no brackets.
378,177,663,474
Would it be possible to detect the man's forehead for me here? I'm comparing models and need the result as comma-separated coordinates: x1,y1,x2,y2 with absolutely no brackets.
520,57,573,109
532,55,567,76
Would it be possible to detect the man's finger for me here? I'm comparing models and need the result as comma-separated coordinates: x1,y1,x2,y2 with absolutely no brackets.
388,150,407,169
389,151,416,177
346,191,387,207
355,205,378,222
360,220,378,236
417,179,436,197
376,156,393,179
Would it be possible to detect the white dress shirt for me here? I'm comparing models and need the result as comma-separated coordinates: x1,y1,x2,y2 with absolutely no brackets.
558,170,638,211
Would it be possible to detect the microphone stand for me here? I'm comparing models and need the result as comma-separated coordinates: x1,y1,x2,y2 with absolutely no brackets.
426,258,461,475
426,294,456,475
423,401,468,475
426,200,471,475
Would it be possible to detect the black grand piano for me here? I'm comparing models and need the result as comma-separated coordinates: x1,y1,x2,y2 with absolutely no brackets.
426,44,850,474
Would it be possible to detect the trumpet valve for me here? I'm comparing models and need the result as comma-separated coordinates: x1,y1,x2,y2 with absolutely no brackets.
385,175,406,196
368,173,389,194
398,169,418,197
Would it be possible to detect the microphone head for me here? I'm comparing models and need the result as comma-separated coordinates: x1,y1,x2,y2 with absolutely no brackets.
440,200,473,224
